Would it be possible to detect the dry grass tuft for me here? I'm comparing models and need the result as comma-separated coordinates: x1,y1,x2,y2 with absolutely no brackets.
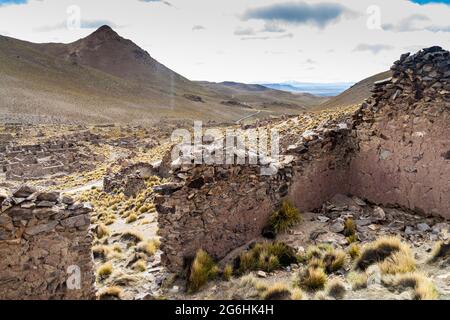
290,288,303,300
299,267,328,291
355,236,415,274
237,242,297,274
326,278,346,300
98,286,123,300
120,230,144,244
138,239,160,256
429,241,450,262
133,259,147,272
347,271,368,290
378,250,416,275
269,201,301,233
92,245,111,261
188,249,219,293
223,264,233,281
348,243,361,260
343,218,356,237
384,272,439,300
301,245,346,274
261,283,292,300
96,223,110,239
323,249,346,274
126,213,138,223
97,261,113,280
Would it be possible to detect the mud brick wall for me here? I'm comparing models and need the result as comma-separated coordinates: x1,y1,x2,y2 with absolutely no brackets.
0,186,95,300
350,47,450,217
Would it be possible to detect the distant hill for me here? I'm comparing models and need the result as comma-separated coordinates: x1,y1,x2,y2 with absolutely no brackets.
260,82,354,97
196,81,328,113
318,71,392,110
0,26,326,125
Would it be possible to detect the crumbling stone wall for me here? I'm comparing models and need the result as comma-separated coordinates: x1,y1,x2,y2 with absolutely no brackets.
104,162,156,197
350,47,450,217
0,132,103,181
155,122,355,272
0,185,95,300
156,47,450,272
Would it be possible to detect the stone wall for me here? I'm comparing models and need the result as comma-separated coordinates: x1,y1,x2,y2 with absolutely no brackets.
156,47,450,272
155,120,355,272
350,47,450,217
0,185,95,300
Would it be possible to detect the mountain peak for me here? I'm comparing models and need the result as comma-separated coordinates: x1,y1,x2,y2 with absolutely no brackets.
87,25,120,41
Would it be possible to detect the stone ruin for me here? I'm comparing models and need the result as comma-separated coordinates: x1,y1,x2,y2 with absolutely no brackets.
103,162,157,197
0,185,95,299
0,132,104,181
155,47,450,272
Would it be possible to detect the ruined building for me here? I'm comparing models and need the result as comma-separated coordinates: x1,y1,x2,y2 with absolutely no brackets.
156,47,450,272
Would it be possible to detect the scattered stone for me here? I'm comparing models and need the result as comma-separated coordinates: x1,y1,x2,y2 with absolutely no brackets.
330,220,345,233
13,185,37,198
257,271,267,278
417,223,431,232
317,215,330,223
373,207,386,221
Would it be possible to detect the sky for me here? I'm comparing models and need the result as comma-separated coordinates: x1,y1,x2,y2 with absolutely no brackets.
0,0,449,83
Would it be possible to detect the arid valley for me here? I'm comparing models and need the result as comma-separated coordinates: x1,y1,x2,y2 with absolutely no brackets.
0,0,449,304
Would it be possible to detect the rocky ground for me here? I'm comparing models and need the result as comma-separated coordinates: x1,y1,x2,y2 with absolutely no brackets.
1,105,449,300
156,194,449,300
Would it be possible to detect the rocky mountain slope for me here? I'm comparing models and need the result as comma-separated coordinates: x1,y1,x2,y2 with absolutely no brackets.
0,26,325,125
318,71,392,110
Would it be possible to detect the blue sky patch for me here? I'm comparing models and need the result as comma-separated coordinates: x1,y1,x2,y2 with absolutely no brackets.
411,0,450,5
0,0,27,4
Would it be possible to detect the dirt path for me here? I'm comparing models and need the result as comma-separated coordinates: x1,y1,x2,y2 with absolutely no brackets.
235,110,261,124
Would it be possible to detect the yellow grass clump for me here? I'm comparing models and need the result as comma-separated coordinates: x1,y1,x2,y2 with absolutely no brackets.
188,249,219,293
269,201,301,233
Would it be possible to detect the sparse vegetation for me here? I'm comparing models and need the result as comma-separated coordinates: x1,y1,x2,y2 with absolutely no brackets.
429,241,450,262
223,264,233,281
188,249,219,293
92,245,111,261
261,283,292,300
347,271,368,290
133,259,147,272
138,239,160,256
126,213,138,223
301,245,347,274
96,223,110,239
97,262,113,280
323,249,346,274
384,272,439,300
298,267,328,291
355,236,415,274
236,242,297,274
120,230,144,244
343,218,356,237
268,201,301,233
98,286,123,300
347,243,361,260
326,278,346,299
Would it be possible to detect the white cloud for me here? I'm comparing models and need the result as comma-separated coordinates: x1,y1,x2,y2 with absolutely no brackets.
0,0,449,83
